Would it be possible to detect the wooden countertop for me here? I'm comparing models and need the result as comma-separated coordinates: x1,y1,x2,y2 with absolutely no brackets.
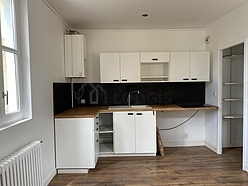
55,104,218,118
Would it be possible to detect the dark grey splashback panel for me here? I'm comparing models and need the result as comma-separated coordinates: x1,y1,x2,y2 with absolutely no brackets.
53,82,205,115
72,82,205,106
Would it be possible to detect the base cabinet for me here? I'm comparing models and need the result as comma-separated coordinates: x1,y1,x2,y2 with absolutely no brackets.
113,111,156,154
55,116,99,171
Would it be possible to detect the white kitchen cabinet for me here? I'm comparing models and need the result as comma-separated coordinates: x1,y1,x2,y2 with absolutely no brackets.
65,35,87,77
55,115,99,173
140,52,170,82
113,111,156,154
135,112,156,153
120,53,140,82
170,51,210,82
100,53,140,83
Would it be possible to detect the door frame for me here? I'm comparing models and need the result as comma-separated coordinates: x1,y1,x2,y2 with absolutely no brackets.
218,38,248,171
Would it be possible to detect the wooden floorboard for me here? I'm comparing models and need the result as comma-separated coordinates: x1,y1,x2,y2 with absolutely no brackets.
48,147,248,185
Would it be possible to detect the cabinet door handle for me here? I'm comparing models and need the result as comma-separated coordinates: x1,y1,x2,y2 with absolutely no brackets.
191,78,197,80
96,116,99,119
183,78,189,80
128,113,133,115
152,58,158,61
121,79,127,81
96,128,99,131
113,79,119,82
96,139,99,143
136,113,142,115
96,122,99,125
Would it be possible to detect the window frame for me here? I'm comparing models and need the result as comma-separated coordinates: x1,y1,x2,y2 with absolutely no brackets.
0,0,32,131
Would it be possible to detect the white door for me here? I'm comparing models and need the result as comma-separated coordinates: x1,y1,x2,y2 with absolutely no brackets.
135,111,156,153
113,112,135,153
190,52,210,81
120,53,140,82
100,53,120,83
170,52,190,82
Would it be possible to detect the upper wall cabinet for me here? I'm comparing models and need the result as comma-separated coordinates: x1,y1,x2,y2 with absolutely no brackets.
170,51,210,82
100,53,140,83
140,52,170,82
65,35,87,78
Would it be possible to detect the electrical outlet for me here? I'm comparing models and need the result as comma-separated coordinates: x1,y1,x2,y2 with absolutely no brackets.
213,92,217,96
81,99,85,104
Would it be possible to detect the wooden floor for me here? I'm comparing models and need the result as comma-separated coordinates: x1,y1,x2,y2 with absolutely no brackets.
48,147,248,186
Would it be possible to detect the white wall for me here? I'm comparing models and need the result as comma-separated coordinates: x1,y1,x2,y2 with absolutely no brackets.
78,29,206,83
156,111,205,147
0,0,67,185
205,3,248,170
76,29,207,145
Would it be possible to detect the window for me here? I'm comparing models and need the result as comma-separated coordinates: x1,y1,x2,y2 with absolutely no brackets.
0,0,31,130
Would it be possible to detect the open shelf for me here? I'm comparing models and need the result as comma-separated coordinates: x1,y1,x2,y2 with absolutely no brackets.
223,98,243,101
223,54,243,60
99,125,113,133
223,82,243,85
140,62,169,82
99,142,114,154
223,115,243,119
99,113,114,155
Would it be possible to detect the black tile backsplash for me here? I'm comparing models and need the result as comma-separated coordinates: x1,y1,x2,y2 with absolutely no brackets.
53,82,205,115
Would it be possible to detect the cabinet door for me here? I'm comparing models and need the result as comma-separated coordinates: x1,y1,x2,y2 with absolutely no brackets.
55,118,96,168
135,111,156,153
100,53,120,83
190,52,210,81
170,52,190,82
120,53,140,82
140,52,170,62
113,112,135,153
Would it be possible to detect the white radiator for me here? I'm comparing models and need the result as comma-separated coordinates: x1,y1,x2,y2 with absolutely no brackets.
0,141,43,186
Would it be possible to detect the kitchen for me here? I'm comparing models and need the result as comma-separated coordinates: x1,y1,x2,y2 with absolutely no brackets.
0,0,248,185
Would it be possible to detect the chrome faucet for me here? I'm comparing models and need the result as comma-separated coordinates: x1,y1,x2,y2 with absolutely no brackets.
127,90,140,107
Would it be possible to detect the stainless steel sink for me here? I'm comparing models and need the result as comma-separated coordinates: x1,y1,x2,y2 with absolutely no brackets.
108,105,151,110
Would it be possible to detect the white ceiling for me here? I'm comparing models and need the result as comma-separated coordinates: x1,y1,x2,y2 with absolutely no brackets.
45,0,248,29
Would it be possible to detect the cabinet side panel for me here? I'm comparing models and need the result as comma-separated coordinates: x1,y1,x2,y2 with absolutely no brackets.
55,118,95,168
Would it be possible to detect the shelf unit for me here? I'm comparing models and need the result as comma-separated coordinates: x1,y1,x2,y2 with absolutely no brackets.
140,52,170,82
98,113,114,155
222,44,244,147
140,62,169,82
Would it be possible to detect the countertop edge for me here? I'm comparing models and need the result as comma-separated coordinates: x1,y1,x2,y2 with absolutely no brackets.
54,105,218,118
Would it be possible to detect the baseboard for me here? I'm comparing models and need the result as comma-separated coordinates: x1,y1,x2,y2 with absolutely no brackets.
57,169,89,174
205,142,217,153
43,169,56,186
163,141,205,147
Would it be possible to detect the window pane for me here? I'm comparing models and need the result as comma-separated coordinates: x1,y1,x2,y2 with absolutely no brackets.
2,50,20,114
0,0,15,49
